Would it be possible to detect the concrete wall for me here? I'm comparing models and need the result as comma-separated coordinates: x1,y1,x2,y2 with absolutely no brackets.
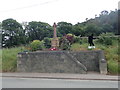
17,50,107,74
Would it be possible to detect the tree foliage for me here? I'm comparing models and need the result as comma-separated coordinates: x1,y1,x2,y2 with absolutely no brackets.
2,18,26,47
1,9,118,48
57,22,73,36
25,21,53,42
96,33,115,45
43,37,51,48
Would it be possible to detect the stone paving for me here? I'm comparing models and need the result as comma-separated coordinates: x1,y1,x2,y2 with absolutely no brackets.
1,72,119,81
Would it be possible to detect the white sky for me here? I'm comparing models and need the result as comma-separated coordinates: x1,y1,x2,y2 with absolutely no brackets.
0,0,119,25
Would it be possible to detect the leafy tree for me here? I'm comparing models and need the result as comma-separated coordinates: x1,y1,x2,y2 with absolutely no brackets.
2,18,26,47
84,24,101,36
1,9,118,48
57,22,73,36
25,21,53,42
100,10,109,16
108,10,118,34
101,24,114,33
82,9,118,35
72,23,86,36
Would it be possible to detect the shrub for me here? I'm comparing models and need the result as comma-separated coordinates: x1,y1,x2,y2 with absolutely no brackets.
97,33,115,45
65,33,74,45
74,36,82,44
30,40,43,51
60,38,71,50
43,37,51,48
59,34,74,50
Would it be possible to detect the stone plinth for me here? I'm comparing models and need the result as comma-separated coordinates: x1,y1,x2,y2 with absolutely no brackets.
51,37,59,48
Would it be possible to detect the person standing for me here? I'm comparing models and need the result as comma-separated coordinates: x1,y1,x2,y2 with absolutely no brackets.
88,34,95,49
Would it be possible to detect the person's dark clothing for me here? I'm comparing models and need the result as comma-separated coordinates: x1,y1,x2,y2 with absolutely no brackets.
88,35,94,46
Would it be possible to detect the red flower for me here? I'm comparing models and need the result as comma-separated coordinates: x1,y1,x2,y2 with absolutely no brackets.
49,47,58,51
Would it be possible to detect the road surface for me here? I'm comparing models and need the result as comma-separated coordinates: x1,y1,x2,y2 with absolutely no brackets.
2,77,119,88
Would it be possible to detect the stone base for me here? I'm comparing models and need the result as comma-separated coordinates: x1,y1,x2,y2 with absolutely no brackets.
51,37,59,48
17,50,107,74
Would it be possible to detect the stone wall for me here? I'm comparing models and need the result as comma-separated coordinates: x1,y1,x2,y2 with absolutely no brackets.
17,50,107,74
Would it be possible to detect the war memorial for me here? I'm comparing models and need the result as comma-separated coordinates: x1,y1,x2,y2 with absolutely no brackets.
17,23,107,74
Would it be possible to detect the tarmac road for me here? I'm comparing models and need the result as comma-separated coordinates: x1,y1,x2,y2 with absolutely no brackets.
2,77,119,88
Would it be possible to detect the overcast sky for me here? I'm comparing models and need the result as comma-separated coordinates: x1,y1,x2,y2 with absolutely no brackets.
0,0,119,25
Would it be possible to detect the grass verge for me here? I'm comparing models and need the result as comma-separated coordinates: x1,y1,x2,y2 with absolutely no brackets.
2,47,24,72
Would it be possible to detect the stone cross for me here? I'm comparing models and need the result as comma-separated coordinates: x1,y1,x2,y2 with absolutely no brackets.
53,22,57,38
51,22,59,48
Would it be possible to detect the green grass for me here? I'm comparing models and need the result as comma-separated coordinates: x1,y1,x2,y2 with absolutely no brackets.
2,47,25,72
71,43,88,51
108,60,120,74
103,44,119,74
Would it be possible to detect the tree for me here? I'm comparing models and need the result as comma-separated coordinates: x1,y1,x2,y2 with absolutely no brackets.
84,24,101,36
101,24,114,33
57,22,73,36
81,9,118,35
25,21,53,42
2,18,26,47
108,10,118,34
72,23,85,36
100,10,109,16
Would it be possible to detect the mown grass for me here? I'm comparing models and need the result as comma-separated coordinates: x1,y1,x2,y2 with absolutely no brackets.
2,47,25,72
